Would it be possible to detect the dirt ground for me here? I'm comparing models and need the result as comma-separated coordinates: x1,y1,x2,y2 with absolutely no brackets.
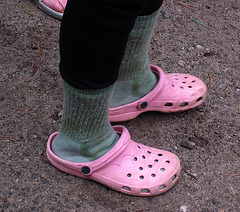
0,0,239,211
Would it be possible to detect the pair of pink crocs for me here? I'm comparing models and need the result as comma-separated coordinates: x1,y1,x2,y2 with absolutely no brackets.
47,65,207,196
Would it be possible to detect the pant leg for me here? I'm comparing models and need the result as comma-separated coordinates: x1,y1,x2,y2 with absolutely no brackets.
59,0,163,89
141,0,163,16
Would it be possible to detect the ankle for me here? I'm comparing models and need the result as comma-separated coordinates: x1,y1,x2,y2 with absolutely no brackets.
110,70,157,107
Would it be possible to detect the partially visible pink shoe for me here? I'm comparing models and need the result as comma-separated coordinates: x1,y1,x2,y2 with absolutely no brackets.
47,126,181,196
109,64,207,122
33,0,67,19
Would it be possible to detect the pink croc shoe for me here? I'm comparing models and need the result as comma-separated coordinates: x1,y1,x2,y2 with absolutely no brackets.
47,126,180,196
109,64,207,122
33,0,67,19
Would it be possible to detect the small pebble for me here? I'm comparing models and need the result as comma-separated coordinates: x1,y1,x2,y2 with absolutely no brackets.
205,48,211,52
180,140,195,149
180,205,188,212
31,175,37,179
161,11,169,19
178,60,185,67
37,150,44,156
204,52,214,57
191,172,198,178
196,44,204,50
204,48,214,57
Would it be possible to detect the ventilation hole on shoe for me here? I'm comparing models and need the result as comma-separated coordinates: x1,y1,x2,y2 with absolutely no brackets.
182,82,186,84
127,173,131,177
160,168,165,172
180,86,184,89
196,97,203,102
180,102,188,107
134,157,137,161
184,76,188,79
172,174,177,181
159,185,166,190
148,165,152,168
140,175,144,179
147,151,151,154
141,189,150,193
122,186,131,191
154,159,159,163
188,86,192,88
137,145,141,149
142,155,146,159
172,84,175,87
166,160,170,163
158,153,163,157
165,103,173,107
139,167,143,171
192,80,196,83
174,78,179,80
151,174,156,177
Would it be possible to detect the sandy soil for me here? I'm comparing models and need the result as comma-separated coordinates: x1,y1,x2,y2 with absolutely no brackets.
0,0,239,211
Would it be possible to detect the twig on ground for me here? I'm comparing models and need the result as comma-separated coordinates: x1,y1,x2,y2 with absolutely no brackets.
70,184,80,192
32,56,40,77
227,168,240,177
226,168,235,173
175,1,199,10
206,74,212,87
230,173,240,177
37,41,42,55
26,40,52,82
0,137,16,142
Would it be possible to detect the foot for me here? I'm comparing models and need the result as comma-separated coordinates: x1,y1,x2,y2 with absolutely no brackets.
109,64,207,122
52,127,119,163
110,65,157,108
47,126,181,196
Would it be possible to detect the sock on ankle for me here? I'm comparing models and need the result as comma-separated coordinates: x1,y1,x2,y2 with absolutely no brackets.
110,9,160,108
52,81,119,163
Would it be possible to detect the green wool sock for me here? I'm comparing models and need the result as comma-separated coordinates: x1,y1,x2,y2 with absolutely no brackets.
52,81,119,163
110,10,160,107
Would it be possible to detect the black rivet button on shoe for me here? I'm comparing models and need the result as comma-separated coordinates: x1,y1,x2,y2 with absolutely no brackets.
140,102,148,109
81,166,91,175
